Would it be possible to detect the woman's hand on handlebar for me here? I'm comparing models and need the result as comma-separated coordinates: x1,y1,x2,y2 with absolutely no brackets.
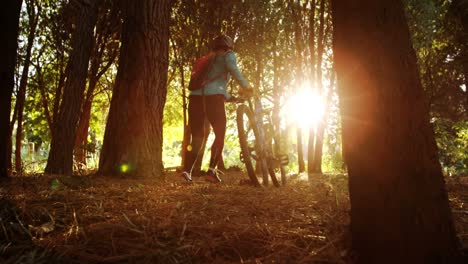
227,96,240,103
239,86,255,98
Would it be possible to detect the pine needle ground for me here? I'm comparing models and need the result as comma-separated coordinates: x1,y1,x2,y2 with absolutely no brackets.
1,172,467,263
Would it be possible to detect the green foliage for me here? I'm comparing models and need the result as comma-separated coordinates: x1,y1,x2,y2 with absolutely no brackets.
18,0,468,176
405,0,468,175
434,119,468,175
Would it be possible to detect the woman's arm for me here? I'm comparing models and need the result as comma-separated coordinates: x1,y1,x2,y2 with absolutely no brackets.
225,52,249,88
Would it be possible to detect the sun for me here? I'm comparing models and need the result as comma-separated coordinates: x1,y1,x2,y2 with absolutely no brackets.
283,89,325,129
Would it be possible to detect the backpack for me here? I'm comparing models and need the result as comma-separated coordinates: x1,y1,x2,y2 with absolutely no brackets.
188,53,225,91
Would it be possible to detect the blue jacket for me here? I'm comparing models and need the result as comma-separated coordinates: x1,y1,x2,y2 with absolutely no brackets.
190,51,249,100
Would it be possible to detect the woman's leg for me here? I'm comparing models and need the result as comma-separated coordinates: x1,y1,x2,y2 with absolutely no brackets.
184,96,206,173
206,95,227,170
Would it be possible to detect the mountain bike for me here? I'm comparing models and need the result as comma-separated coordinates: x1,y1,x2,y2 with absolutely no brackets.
230,93,289,187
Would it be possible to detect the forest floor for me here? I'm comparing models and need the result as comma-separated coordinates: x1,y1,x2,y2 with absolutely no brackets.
0,171,467,264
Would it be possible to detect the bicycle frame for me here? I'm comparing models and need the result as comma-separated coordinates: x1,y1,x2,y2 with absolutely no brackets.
233,94,287,187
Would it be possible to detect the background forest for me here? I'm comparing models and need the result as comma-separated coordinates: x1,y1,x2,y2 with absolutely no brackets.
6,0,468,177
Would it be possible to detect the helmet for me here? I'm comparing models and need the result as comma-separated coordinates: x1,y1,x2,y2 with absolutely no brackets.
212,34,234,50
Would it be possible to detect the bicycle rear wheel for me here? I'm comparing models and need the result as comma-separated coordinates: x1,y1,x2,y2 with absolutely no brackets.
263,137,280,187
236,104,261,187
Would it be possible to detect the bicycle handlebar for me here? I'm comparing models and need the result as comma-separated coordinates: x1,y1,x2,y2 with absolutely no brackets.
227,96,249,103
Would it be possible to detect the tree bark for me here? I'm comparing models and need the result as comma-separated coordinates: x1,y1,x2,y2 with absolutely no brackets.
296,128,305,173
310,0,326,174
36,63,53,132
14,0,40,174
74,85,95,166
74,8,119,167
45,0,99,175
98,0,172,177
291,0,306,173
307,0,317,175
332,0,462,262
0,0,22,178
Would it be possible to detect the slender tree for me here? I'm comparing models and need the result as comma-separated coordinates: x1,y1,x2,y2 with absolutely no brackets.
74,1,120,166
307,0,317,175
332,0,462,262
13,0,41,174
310,0,327,174
45,0,100,175
290,0,306,173
0,0,23,178
30,0,72,136
98,0,172,177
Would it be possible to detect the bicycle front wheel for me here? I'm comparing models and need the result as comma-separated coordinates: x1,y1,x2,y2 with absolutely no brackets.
236,104,261,187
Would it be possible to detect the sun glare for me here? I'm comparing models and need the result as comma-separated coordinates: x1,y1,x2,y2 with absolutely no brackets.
283,89,325,129
119,163,130,173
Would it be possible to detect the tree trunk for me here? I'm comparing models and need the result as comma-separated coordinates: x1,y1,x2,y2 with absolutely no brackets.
45,0,99,175
0,0,22,178
291,0,306,173
310,0,326,174
296,128,305,173
311,126,324,173
98,0,172,178
314,68,335,174
14,0,40,174
36,61,53,132
272,37,286,184
307,0,317,175
332,0,462,262
74,90,94,166
74,3,120,167
52,61,67,127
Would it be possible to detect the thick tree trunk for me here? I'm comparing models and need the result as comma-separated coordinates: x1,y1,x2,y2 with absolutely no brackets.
45,0,99,175
14,0,39,174
0,0,22,178
332,0,461,262
98,0,172,177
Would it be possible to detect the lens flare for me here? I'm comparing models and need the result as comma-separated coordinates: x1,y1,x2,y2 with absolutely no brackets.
284,89,325,129
119,163,130,173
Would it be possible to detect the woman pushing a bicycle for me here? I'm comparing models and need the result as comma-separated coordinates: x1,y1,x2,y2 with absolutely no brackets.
181,34,253,183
